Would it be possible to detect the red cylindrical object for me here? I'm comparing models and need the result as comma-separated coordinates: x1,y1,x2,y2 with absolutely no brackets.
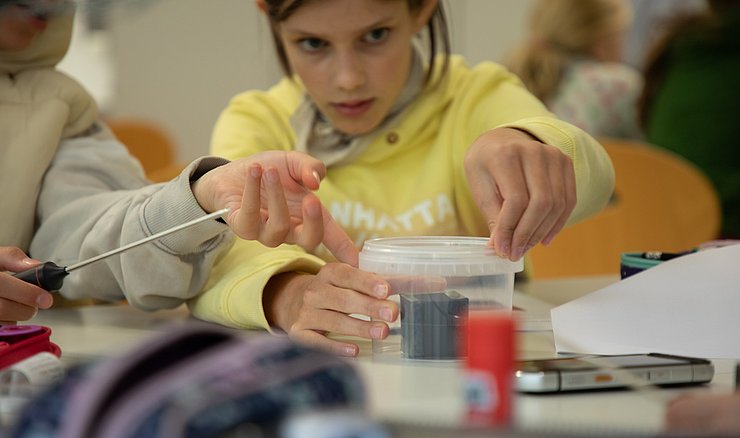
462,311,516,427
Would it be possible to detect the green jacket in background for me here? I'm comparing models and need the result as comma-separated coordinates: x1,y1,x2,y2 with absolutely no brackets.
646,11,740,238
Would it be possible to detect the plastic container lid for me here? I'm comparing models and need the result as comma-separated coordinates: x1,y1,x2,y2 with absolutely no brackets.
359,236,523,277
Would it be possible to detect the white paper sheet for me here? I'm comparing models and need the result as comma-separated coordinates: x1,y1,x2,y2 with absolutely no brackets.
551,244,740,359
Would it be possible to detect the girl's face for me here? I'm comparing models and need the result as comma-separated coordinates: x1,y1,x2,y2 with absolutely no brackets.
0,2,57,51
276,0,435,135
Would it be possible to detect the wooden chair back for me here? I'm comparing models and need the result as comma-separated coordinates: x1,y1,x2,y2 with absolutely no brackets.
107,118,184,182
527,138,721,279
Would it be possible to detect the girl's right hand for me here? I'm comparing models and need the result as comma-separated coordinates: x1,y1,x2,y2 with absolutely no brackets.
263,264,448,357
0,247,54,325
263,263,398,357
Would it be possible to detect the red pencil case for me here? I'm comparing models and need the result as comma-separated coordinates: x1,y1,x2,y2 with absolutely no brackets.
0,324,62,370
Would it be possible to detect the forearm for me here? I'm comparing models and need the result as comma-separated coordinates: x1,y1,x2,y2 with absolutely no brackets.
30,136,233,309
188,238,325,329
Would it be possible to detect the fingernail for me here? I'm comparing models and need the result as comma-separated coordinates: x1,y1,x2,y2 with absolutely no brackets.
343,345,357,357
379,307,393,322
265,168,279,183
370,325,384,339
373,283,388,299
305,200,320,217
500,243,510,258
249,164,262,178
312,170,322,185
542,235,554,246
512,246,525,261
36,294,53,309
22,258,37,266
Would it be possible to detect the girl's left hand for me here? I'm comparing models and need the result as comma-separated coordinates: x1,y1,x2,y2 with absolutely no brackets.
464,127,576,261
192,151,358,266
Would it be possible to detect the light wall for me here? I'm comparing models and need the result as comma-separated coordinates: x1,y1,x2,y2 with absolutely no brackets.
86,0,535,162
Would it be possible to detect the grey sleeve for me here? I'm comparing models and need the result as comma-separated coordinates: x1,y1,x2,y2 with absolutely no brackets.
29,132,235,310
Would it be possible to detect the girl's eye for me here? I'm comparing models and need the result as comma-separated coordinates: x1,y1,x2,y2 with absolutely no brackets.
298,38,326,52
364,28,389,44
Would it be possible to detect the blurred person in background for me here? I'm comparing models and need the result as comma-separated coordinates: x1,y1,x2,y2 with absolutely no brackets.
639,0,740,238
505,0,644,140
625,0,706,70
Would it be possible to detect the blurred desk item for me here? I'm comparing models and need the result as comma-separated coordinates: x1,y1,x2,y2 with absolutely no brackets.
517,275,619,306
106,118,185,182
529,138,721,279
552,244,740,359
24,278,737,437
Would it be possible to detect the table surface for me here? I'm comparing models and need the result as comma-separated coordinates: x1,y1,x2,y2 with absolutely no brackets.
21,276,739,436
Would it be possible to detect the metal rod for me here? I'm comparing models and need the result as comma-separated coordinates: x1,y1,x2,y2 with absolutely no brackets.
66,208,230,272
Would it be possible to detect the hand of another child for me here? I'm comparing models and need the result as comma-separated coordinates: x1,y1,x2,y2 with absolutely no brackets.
464,127,576,261
193,151,358,266
0,247,54,324
664,392,740,436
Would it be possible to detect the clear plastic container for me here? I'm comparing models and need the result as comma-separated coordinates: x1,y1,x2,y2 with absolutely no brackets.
358,236,523,362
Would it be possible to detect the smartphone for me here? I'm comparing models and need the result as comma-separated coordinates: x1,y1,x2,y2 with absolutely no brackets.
515,353,714,393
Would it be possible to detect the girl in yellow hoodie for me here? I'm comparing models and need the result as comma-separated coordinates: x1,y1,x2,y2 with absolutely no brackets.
191,0,615,356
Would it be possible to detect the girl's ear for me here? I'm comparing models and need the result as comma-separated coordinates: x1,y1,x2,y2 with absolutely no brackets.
413,0,439,33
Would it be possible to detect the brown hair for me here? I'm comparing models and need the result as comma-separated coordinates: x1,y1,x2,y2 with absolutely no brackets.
504,0,632,101
262,0,450,85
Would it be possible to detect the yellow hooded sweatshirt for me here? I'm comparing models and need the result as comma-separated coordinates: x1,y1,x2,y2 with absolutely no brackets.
189,56,615,330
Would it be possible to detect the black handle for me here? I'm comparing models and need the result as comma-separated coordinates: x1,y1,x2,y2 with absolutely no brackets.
12,261,68,291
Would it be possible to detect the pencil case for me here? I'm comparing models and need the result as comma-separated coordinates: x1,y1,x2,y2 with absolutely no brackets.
620,250,697,279
0,325,62,370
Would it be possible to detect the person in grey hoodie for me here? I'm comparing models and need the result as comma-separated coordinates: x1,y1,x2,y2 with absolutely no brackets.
0,0,356,324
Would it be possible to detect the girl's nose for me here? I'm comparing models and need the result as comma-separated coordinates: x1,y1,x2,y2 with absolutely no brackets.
333,51,366,91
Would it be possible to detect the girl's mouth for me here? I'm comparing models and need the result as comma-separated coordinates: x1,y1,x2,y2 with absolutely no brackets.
332,99,374,117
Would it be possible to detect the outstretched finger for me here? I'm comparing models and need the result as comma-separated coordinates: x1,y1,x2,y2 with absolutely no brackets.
260,167,291,247
230,163,264,240
286,150,326,191
319,206,359,267
291,195,324,251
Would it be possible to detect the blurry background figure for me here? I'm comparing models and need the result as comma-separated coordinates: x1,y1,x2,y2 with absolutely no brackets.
504,0,644,140
625,0,706,70
57,1,115,110
639,0,740,239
